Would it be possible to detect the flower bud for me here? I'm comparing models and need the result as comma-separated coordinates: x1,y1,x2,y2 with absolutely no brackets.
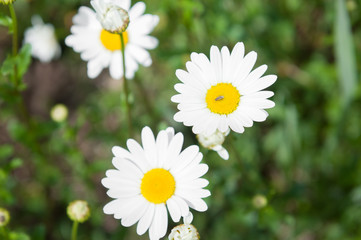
168,224,200,240
197,129,230,160
252,194,268,209
67,200,90,223
91,0,129,34
0,208,10,227
0,0,16,5
50,104,68,122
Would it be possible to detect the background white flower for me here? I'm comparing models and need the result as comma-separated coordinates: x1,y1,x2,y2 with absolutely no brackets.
23,15,61,63
65,0,159,80
102,126,210,240
171,42,277,136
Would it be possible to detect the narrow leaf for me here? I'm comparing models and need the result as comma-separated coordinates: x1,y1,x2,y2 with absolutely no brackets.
334,0,358,106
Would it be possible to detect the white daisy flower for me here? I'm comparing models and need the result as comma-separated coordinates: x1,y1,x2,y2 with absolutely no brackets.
197,129,230,160
23,15,61,63
65,0,159,80
171,42,277,136
102,126,210,240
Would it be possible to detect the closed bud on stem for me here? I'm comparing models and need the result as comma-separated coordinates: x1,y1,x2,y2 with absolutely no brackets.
252,194,268,209
168,224,200,240
0,208,10,227
91,0,129,34
50,104,68,122
67,200,90,223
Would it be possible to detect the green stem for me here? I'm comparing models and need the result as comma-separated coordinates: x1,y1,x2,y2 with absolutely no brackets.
0,226,9,240
71,221,78,240
8,3,18,86
120,33,133,137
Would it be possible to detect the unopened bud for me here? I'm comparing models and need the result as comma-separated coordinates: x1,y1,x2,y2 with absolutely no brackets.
91,0,129,33
252,194,268,209
0,208,10,227
50,104,68,122
67,200,90,223
169,224,200,240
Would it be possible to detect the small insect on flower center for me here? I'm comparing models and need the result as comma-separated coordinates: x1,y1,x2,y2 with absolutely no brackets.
141,168,176,204
205,83,241,115
100,29,128,51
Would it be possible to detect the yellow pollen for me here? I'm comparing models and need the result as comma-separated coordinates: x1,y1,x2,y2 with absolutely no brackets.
100,29,128,51
140,168,176,204
206,83,241,115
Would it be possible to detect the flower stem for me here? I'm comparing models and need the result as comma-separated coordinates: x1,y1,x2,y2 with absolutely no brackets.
71,221,79,240
0,226,9,240
120,33,133,137
8,3,18,86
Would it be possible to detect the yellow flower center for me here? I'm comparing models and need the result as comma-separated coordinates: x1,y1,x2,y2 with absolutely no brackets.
100,29,128,51
205,83,241,115
140,168,176,204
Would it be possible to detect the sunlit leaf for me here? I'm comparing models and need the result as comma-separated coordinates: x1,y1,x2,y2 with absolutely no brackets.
334,0,358,106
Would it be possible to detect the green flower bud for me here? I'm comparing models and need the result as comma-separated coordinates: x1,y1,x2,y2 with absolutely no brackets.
252,194,268,209
0,208,10,227
67,200,90,223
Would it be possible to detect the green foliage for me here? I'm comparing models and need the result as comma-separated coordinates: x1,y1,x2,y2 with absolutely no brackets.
334,0,358,107
0,12,13,33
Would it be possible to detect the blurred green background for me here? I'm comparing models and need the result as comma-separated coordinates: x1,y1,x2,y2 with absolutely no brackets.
1,0,361,239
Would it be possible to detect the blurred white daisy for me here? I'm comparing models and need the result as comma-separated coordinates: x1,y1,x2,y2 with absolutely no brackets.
171,42,277,136
65,0,159,79
23,15,61,63
197,129,230,160
102,126,210,240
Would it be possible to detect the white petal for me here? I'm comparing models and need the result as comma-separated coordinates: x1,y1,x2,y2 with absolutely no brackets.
128,1,145,19
121,197,149,227
137,203,155,235
170,145,199,174
183,212,193,224
210,45,222,83
172,195,190,216
167,197,181,222
109,51,123,79
216,146,229,160
243,74,277,94
127,138,151,172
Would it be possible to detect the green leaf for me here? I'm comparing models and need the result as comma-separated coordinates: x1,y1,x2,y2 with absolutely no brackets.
9,232,30,240
0,54,16,77
0,144,14,159
16,44,32,80
0,13,13,33
334,0,358,106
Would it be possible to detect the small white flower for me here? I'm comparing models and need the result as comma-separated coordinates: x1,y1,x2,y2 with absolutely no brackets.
65,0,159,80
168,224,199,240
23,15,61,63
102,126,210,240
91,0,129,33
197,129,230,160
171,42,277,136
